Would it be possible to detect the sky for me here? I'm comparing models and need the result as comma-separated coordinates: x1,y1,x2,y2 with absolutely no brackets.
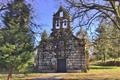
31,0,61,34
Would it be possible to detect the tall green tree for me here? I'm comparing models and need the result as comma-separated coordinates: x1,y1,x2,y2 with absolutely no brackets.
94,23,120,62
0,0,34,80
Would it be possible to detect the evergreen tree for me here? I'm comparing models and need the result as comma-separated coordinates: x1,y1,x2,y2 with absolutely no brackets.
0,0,34,80
41,30,48,41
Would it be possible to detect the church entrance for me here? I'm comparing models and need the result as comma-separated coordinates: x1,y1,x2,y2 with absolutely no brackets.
57,59,66,72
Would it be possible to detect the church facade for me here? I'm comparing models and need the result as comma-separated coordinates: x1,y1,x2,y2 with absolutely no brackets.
36,6,87,72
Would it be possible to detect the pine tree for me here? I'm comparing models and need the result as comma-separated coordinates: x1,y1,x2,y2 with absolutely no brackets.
41,30,48,41
0,0,34,80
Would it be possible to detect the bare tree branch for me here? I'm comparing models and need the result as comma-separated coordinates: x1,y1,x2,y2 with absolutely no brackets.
65,0,120,30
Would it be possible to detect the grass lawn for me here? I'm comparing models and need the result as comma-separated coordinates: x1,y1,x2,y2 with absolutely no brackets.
0,66,120,80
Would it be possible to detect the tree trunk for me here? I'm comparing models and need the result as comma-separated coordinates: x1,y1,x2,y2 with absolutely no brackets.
102,52,106,63
7,65,13,80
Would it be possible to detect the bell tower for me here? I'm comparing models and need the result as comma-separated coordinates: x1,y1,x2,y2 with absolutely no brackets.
52,6,71,31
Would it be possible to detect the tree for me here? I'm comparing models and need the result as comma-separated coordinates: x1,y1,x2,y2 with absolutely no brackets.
0,2,8,12
65,0,120,30
0,0,34,80
2,0,30,30
109,26,120,60
41,30,48,41
94,24,110,62
94,23,120,62
0,30,34,79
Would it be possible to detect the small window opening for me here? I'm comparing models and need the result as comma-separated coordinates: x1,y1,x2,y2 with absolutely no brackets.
64,20,67,26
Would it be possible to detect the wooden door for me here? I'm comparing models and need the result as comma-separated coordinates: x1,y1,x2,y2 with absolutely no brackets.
57,59,66,72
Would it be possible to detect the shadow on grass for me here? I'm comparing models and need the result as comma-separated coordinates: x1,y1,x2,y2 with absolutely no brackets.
90,66,113,70
28,78,94,80
27,74,75,80
29,78,76,80
30,78,64,80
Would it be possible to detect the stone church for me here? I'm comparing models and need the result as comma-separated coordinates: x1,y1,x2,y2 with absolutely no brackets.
36,6,87,72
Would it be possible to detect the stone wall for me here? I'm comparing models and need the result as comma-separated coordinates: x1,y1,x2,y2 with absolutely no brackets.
36,37,87,72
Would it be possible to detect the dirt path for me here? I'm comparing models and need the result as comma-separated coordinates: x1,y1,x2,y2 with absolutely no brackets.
24,73,120,80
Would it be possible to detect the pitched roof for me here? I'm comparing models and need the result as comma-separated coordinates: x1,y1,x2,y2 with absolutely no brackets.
53,6,70,17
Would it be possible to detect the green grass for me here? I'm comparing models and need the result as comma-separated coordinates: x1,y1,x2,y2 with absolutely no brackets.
0,66,120,80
